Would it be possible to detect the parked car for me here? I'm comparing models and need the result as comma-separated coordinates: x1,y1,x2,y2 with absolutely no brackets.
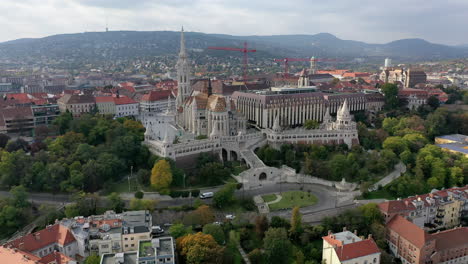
225,214,235,220
199,192,214,199
151,226,164,235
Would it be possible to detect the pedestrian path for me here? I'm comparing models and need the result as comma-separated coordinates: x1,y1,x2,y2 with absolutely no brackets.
265,194,282,205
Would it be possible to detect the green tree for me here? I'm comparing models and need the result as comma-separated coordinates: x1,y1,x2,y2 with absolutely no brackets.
290,206,303,237
84,254,101,264
382,136,409,155
213,183,236,209
449,167,464,187
203,224,225,245
304,120,319,129
255,215,269,238
329,154,348,180
263,228,292,264
248,248,265,264
381,83,399,110
183,205,215,226
129,198,157,212
151,159,173,193
427,96,440,110
108,192,124,213
177,232,224,264
10,185,29,208
53,111,73,135
169,223,193,239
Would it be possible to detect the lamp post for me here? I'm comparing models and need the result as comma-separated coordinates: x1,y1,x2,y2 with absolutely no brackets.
128,166,133,192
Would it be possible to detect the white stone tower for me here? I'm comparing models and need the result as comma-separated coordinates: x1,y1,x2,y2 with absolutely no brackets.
310,56,317,74
176,27,191,109
336,99,352,125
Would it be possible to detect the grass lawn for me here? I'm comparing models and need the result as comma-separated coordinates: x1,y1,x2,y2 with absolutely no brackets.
104,177,152,194
357,189,396,200
262,194,278,203
269,191,318,211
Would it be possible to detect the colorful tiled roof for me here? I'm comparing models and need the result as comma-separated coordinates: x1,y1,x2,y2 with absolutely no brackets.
7,224,76,253
335,239,380,261
0,246,40,264
141,90,173,102
387,215,430,248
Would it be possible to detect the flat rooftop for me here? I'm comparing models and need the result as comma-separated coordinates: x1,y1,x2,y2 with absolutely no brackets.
139,240,155,258
332,231,362,245
157,237,174,256
101,252,137,264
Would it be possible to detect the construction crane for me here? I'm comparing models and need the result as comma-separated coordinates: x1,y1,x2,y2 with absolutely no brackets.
207,42,256,81
274,57,339,78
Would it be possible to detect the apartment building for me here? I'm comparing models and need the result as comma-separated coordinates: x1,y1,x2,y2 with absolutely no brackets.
57,94,96,117
322,229,381,264
387,215,468,264
378,186,468,230
5,224,79,263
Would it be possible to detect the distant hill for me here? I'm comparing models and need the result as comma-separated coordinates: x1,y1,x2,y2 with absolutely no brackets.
1,31,467,65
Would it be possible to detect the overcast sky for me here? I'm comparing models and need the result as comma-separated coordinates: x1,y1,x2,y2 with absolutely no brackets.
1,0,467,45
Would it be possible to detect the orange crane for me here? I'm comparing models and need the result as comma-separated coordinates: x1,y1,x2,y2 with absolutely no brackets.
208,42,256,81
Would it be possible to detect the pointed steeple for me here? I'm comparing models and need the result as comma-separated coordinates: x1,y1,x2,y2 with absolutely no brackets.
323,106,332,123
210,121,219,138
272,114,281,132
176,26,191,109
336,99,351,123
179,26,186,58
207,78,212,96
166,96,172,114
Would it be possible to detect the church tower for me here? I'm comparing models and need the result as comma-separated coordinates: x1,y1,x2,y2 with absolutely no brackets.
176,27,191,109
336,99,352,125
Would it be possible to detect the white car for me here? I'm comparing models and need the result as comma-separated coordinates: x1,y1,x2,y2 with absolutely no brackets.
151,226,164,235
225,214,235,220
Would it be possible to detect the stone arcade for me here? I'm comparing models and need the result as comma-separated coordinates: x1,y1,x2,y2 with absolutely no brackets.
143,28,360,189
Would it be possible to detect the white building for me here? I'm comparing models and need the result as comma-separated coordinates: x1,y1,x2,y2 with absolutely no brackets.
322,230,381,264
143,28,362,189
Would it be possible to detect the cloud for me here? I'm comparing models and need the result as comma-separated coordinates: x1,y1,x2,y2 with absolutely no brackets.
0,0,466,45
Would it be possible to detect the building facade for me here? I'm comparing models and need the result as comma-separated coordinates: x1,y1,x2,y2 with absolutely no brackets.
378,186,468,231
322,230,381,264
232,88,383,129
387,215,468,264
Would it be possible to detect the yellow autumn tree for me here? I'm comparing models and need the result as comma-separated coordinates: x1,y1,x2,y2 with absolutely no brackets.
177,232,224,264
151,159,172,193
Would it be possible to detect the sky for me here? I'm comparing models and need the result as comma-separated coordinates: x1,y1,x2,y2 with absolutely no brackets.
1,0,467,45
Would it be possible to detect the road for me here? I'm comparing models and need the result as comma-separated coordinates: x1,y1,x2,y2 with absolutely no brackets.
0,191,71,205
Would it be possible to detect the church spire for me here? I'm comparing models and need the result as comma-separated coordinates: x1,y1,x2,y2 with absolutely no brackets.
272,114,281,132
179,26,186,58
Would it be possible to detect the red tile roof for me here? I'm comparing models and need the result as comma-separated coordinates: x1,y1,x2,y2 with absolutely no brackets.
431,227,468,251
0,246,40,264
141,90,173,102
39,251,74,264
387,215,430,248
7,224,76,253
95,96,114,103
113,96,137,105
335,239,380,261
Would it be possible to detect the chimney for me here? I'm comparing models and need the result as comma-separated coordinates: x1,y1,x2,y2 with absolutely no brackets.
328,230,332,236
368,234,372,240
354,230,357,235
343,227,347,232
34,233,40,240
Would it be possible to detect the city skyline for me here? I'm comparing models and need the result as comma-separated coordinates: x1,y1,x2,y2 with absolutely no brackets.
1,0,468,45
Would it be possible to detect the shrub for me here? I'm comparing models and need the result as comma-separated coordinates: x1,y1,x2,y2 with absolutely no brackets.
191,189,200,197
134,191,144,199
